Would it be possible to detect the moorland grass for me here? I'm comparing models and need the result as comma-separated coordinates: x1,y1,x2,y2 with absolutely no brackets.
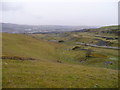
3,59,118,88
2,33,119,88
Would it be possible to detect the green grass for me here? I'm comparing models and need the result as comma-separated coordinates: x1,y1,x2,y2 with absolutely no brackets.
6,32,118,70
2,32,119,88
2,33,61,61
3,60,118,88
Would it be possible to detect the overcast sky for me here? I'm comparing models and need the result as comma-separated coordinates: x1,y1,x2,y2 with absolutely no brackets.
0,0,119,26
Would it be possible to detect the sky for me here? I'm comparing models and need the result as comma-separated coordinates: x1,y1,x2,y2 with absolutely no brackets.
0,0,119,26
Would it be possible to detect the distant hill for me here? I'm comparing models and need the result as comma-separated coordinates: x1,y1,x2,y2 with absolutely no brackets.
1,23,95,33
84,25,120,35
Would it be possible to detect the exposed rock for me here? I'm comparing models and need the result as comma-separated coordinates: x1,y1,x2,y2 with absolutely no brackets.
104,61,113,65
58,40,64,43
72,46,81,50
96,40,112,46
115,37,118,40
57,60,62,63
106,37,114,40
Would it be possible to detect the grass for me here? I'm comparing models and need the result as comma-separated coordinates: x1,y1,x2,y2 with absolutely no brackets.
3,32,118,69
2,29,119,88
3,59,118,88
2,33,61,61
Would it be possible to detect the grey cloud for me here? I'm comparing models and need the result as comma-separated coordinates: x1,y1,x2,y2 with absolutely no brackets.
1,2,117,26
1,2,23,11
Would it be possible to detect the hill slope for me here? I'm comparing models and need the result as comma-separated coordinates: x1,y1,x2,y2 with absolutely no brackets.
85,25,120,35
2,33,118,88
3,59,118,88
2,33,60,61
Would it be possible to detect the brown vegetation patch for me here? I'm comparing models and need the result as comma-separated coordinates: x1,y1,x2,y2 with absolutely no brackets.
91,53,107,58
1,55,36,60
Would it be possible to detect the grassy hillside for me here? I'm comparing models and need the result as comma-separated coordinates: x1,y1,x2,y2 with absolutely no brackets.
30,31,119,70
3,60,118,88
2,33,119,88
86,25,120,36
2,33,118,69
2,33,61,61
